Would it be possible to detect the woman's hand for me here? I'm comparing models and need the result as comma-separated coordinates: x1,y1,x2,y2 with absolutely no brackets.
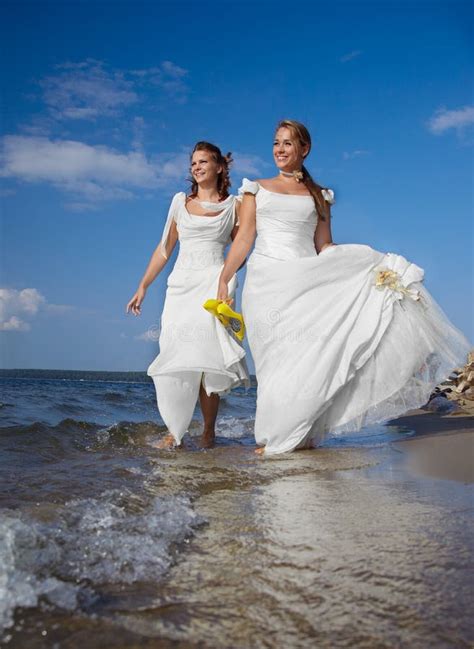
126,285,147,316
217,277,229,302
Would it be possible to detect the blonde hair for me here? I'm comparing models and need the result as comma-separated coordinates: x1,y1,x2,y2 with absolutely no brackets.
275,119,331,222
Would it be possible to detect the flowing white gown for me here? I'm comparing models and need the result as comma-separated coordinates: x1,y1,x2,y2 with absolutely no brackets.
147,192,250,443
239,178,472,456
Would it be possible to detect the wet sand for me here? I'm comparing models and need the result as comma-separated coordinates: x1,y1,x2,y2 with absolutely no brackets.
389,409,474,483
5,409,474,649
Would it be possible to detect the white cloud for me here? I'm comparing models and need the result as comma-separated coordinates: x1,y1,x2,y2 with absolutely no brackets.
58,181,135,202
33,59,190,124
427,105,474,135
231,152,266,176
0,288,76,331
0,288,45,331
39,59,138,121
0,135,157,185
130,60,189,104
1,316,31,331
152,151,189,182
342,149,370,160
135,327,160,342
18,119,55,137
161,60,187,78
135,331,151,341
0,135,268,206
0,136,189,203
340,50,362,63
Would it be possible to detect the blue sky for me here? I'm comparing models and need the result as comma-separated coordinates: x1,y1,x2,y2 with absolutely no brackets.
1,0,472,372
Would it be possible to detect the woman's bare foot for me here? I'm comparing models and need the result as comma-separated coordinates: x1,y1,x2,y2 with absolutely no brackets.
254,446,266,456
150,433,179,449
198,429,216,449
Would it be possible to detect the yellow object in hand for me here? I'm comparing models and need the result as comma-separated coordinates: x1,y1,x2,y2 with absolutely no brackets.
217,302,246,341
203,299,246,341
203,299,228,325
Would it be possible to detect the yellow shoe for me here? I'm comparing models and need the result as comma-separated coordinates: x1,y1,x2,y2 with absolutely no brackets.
217,302,246,342
203,298,229,326
202,299,246,341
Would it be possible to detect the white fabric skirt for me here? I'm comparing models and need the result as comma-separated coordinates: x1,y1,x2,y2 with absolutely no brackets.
147,262,249,442
242,243,472,455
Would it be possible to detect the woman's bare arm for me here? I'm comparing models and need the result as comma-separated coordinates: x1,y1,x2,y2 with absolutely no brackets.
217,194,257,300
141,221,178,289
230,201,247,271
126,221,178,315
314,205,336,254
230,199,240,241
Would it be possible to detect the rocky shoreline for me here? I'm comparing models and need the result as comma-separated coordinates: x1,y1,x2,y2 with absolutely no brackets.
427,350,474,416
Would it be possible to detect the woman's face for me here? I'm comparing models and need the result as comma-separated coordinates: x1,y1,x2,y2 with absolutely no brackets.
273,127,309,171
190,150,222,185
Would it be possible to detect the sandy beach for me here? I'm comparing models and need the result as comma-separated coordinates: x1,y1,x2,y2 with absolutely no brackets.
389,409,474,483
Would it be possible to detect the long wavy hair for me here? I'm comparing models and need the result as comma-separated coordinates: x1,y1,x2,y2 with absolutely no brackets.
275,119,332,223
187,141,233,200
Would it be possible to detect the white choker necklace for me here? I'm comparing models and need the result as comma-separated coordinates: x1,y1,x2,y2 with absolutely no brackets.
279,169,304,182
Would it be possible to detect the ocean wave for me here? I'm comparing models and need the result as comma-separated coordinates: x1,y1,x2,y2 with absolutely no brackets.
89,420,166,450
0,418,166,453
99,391,129,403
0,489,205,634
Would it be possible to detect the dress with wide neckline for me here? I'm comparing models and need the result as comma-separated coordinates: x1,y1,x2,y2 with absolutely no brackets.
147,189,250,438
238,175,472,456
184,194,234,219
257,182,313,198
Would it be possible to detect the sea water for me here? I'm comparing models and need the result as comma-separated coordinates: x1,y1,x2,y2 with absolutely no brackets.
1,370,472,648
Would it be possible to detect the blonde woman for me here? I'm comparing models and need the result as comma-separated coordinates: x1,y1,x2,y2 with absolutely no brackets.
218,119,472,456
128,142,249,449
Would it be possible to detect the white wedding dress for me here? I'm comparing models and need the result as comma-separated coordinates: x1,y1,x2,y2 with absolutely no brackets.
239,178,472,455
147,192,250,443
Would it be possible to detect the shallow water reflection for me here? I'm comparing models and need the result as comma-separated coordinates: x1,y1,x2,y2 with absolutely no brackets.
88,446,474,649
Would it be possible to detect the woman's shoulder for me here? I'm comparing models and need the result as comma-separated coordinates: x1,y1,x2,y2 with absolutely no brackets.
171,191,187,202
166,192,186,222
169,191,187,211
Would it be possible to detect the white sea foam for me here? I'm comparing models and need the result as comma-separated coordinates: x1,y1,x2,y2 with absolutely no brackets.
0,515,80,633
215,416,254,439
0,490,203,634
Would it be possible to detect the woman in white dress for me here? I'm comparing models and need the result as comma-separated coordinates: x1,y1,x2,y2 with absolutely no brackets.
127,142,249,449
217,119,472,456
